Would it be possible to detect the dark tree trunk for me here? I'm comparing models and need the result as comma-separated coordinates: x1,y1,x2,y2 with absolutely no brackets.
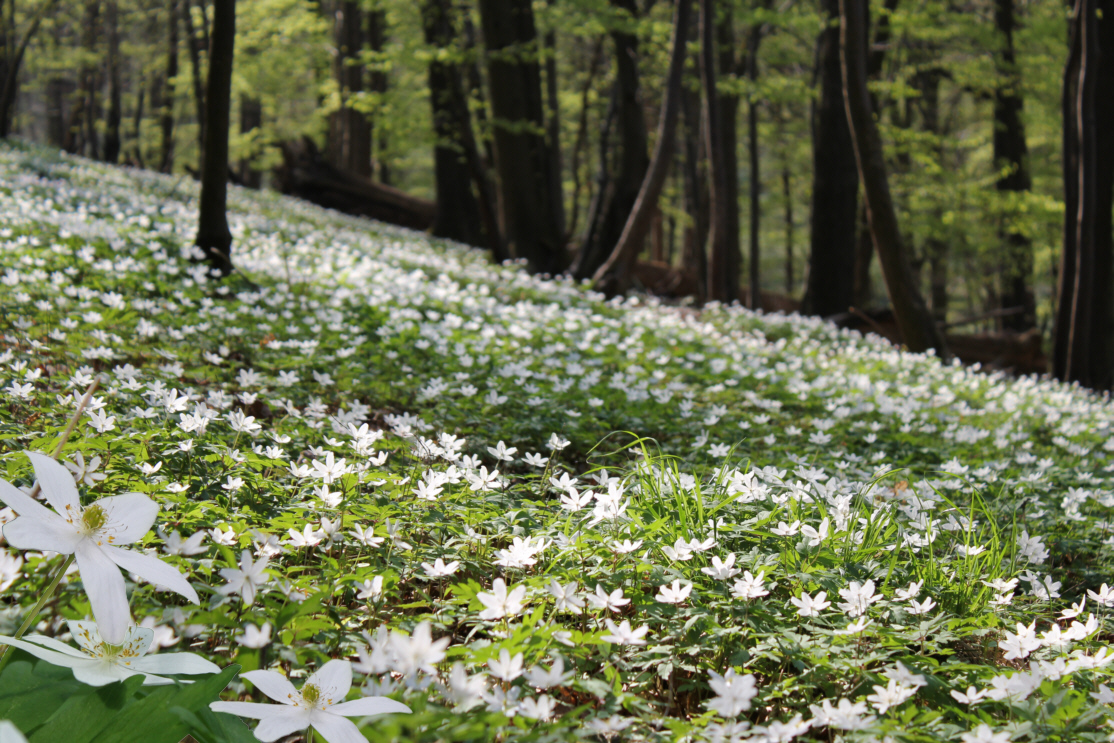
367,8,389,183
565,37,605,242
183,0,207,155
1,0,59,137
803,0,859,316
420,0,486,248
743,18,761,309
994,0,1036,331
103,0,122,164
66,0,101,158
544,4,565,241
477,0,566,274
159,0,178,173
131,76,145,167
572,0,649,280
590,0,691,292
916,69,948,322
238,94,261,188
681,43,709,300
329,0,371,177
194,0,235,276
840,0,947,356
701,0,740,303
45,77,67,146
783,165,794,293
1053,0,1114,388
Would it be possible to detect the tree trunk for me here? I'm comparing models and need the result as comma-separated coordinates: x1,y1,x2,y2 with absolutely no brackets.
367,8,389,184
572,0,649,279
238,94,261,188
1053,0,1114,388
802,0,859,316
916,69,948,322
194,0,235,276
701,0,740,303
840,0,947,356
681,43,709,300
590,0,691,292
329,0,371,176
477,0,566,274
994,0,1036,331
159,0,178,173
783,165,793,293
565,37,605,242
744,18,760,309
420,0,485,247
1,0,61,137
544,4,565,241
183,0,207,156
45,77,67,146
131,76,145,167
67,0,101,158
103,0,122,164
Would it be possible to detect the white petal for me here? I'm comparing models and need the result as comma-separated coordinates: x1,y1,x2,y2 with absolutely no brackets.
330,697,411,717
0,719,28,743
71,661,140,687
0,477,63,523
102,545,199,604
0,635,93,670
241,670,299,704
66,621,104,654
74,540,130,646
19,633,88,658
305,660,352,702
3,514,80,554
210,701,292,720
122,627,155,656
129,652,220,676
93,493,159,545
25,452,81,517
306,712,365,743
251,707,310,742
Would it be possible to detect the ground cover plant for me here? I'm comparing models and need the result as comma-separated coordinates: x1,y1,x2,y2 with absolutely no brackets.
1,139,1114,742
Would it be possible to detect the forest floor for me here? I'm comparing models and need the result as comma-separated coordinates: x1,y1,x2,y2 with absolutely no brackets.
1,140,1113,743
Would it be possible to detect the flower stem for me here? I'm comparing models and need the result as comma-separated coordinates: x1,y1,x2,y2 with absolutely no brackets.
0,553,76,673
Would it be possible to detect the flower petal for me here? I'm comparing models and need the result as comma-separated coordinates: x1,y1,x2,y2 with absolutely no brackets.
94,493,159,545
71,661,141,687
25,452,81,518
129,652,220,676
305,659,352,702
74,541,130,646
0,477,62,523
306,712,366,743
0,636,93,670
330,697,411,717
3,514,80,554
210,701,291,720
19,633,88,658
102,544,199,604
241,670,299,704
252,707,310,742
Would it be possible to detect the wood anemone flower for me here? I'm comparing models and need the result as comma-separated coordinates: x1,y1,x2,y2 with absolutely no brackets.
211,660,410,743
0,451,199,645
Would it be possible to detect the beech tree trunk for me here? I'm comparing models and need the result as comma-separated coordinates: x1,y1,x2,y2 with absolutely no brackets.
1053,0,1114,388
572,0,649,280
238,94,261,188
367,8,389,183
420,0,486,248
477,0,566,274
103,0,122,164
329,0,371,177
803,0,859,316
159,0,178,172
743,17,761,309
681,43,709,300
194,0,235,276
590,0,691,292
1,0,60,137
840,0,947,357
183,0,207,155
994,0,1036,331
701,0,740,303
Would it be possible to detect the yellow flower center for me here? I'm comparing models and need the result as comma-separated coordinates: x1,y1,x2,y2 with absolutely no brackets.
81,504,108,532
301,683,321,705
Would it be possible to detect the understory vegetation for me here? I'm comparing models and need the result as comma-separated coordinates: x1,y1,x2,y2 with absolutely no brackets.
2,141,1114,742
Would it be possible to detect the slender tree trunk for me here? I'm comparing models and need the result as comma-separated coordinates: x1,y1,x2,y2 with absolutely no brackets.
477,0,566,273
744,19,760,309
103,0,122,164
194,0,235,276
329,0,371,176
572,0,649,279
1053,0,1114,388
591,0,691,292
565,37,604,242
915,70,948,322
159,0,178,172
367,7,389,183
183,0,206,155
783,165,793,293
544,3,565,241
238,94,261,188
681,44,709,299
421,0,485,246
994,0,1036,331
45,77,67,146
803,0,859,315
840,0,947,356
701,0,740,303
131,77,145,167
1,0,61,137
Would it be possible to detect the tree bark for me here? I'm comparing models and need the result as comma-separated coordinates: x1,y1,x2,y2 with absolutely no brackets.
159,0,178,173
993,0,1036,331
420,0,486,247
802,0,859,316
591,0,691,292
743,17,761,309
681,43,709,300
1053,0,1114,388
783,164,793,293
194,0,235,276
103,0,122,164
183,0,207,155
1,0,61,137
367,8,389,183
572,0,649,280
238,94,261,188
477,0,567,274
329,0,371,176
701,0,740,303
840,0,947,357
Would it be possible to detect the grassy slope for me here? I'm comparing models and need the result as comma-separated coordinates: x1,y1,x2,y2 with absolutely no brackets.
1,140,1113,742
